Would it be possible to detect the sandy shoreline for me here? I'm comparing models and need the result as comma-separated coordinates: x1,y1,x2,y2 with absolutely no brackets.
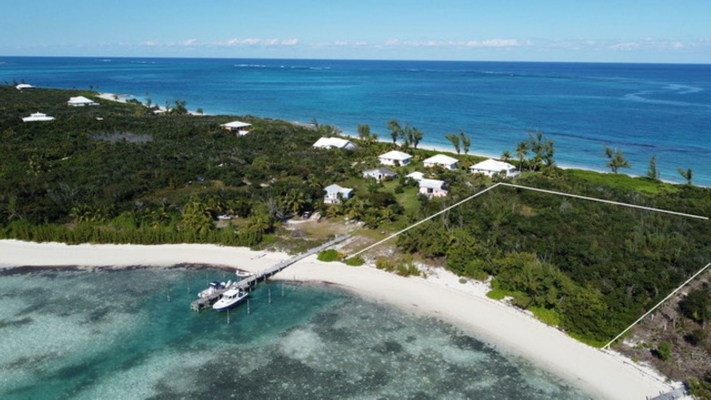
0,239,676,399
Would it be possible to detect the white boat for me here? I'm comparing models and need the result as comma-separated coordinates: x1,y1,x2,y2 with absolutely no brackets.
212,289,248,312
198,281,230,298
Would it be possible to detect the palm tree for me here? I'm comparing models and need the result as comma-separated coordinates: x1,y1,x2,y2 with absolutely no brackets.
445,133,461,154
678,168,693,185
501,151,512,163
387,119,402,144
604,146,631,173
459,130,471,154
181,201,213,235
515,141,529,171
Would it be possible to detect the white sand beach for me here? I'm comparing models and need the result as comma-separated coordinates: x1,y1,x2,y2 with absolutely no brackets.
0,240,676,399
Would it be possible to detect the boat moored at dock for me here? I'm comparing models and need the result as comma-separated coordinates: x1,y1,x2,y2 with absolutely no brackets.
212,289,248,312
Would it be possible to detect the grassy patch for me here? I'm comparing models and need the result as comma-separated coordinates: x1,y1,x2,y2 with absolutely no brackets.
530,306,562,327
486,289,507,300
317,249,343,262
565,169,679,195
568,332,608,348
344,256,365,266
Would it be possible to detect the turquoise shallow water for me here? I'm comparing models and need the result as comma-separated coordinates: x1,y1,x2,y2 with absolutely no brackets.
1,57,709,186
0,267,588,399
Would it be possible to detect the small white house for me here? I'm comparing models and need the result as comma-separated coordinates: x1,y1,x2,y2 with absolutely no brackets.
363,167,397,181
22,112,55,122
406,171,425,182
324,184,353,204
16,84,34,90
378,150,412,166
418,179,448,198
68,96,99,107
423,154,459,170
470,159,520,178
221,121,252,135
313,137,357,150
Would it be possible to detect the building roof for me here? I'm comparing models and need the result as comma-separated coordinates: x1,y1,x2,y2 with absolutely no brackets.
363,167,397,176
313,137,355,149
418,179,446,190
16,84,34,90
68,96,98,105
220,121,252,129
406,171,425,181
324,184,352,194
470,159,516,172
378,150,412,160
22,112,55,122
424,154,459,166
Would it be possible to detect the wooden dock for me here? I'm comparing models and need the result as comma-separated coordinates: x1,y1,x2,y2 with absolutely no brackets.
190,235,350,312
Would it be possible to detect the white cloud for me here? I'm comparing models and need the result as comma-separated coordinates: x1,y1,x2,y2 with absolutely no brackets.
182,39,197,46
609,41,641,51
384,38,525,48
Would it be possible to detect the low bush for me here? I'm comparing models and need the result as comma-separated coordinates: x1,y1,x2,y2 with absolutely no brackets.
317,249,342,262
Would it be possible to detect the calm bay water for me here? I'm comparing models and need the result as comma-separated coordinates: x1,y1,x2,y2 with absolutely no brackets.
1,57,709,186
0,267,588,399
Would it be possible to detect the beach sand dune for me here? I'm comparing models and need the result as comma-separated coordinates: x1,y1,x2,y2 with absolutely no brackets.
0,240,675,399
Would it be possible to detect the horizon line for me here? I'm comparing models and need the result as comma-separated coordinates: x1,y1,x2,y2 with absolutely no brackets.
1,54,710,66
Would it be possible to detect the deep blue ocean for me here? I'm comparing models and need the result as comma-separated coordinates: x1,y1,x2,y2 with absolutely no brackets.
1,57,709,186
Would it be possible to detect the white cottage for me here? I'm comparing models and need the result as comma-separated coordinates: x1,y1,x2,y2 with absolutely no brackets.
418,179,448,198
423,154,458,170
324,184,353,204
406,171,425,182
378,150,412,166
313,137,357,150
470,159,520,178
68,96,99,107
362,167,397,181
22,112,55,122
220,121,252,135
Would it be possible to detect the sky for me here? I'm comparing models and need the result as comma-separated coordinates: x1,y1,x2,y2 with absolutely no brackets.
2,0,710,63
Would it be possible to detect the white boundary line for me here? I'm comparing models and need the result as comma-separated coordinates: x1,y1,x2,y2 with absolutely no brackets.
347,183,503,259
349,181,707,259
346,181,709,349
603,263,711,349
500,183,709,220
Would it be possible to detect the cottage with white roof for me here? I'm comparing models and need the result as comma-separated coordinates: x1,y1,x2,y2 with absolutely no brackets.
220,121,252,135
470,159,520,178
378,150,412,166
423,154,458,170
418,179,448,198
22,112,55,122
324,184,353,204
16,84,34,90
68,96,99,107
362,167,397,181
406,171,425,182
313,137,357,150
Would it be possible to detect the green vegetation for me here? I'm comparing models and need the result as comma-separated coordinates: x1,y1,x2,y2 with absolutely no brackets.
486,289,507,300
397,170,711,345
604,146,631,173
655,342,672,361
679,286,710,324
317,249,343,262
344,256,365,266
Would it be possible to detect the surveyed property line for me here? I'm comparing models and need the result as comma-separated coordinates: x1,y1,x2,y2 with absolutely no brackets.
349,181,707,259
603,263,711,350
500,183,709,220
347,183,504,259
